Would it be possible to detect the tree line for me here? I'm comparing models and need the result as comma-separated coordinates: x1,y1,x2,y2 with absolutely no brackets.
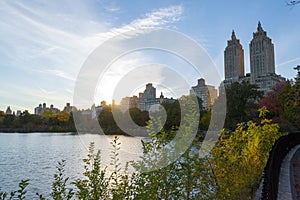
0,110,75,132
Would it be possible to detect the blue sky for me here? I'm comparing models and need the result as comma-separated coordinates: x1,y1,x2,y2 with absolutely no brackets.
0,0,299,113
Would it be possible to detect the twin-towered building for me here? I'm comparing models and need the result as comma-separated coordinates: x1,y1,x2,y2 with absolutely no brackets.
224,22,285,94
191,22,285,110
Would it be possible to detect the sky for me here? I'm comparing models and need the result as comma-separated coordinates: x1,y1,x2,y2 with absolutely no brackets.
0,0,299,113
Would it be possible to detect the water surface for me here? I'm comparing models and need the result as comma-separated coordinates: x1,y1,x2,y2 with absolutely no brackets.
0,133,143,198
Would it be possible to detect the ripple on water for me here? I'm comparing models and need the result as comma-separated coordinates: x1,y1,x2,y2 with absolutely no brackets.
0,133,143,198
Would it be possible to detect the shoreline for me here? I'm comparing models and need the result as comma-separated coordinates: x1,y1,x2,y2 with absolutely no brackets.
0,127,76,133
0,128,139,136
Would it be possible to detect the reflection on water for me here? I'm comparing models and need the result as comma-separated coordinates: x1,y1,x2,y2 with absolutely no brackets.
0,133,143,198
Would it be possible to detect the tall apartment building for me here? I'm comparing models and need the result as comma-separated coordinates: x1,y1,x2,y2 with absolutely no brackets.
190,78,218,110
249,21,275,80
129,83,174,112
137,83,157,111
224,30,245,82
34,103,60,115
223,22,285,94
120,96,138,109
5,106,12,115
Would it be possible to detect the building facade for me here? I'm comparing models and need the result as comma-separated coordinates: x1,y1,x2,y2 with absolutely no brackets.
137,83,157,111
190,78,218,110
250,21,275,80
5,106,12,115
118,83,175,112
63,103,73,113
224,30,245,82
16,110,21,117
34,103,60,115
120,96,138,110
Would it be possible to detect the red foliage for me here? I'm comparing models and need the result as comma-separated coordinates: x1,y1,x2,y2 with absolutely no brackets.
259,82,287,116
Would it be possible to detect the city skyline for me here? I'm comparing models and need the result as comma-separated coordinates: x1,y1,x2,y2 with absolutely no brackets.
1,1,299,113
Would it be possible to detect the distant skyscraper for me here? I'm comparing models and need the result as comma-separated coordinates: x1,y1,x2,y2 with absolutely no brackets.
5,106,12,115
190,78,218,110
139,83,156,100
224,30,245,81
135,83,174,111
249,21,275,80
137,83,157,111
16,110,22,117
120,96,138,109
63,103,73,113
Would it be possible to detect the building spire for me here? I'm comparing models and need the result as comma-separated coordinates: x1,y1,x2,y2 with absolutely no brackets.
257,21,263,32
231,30,236,40
160,92,164,98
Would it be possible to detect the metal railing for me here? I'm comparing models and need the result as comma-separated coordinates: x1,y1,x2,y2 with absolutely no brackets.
261,132,300,200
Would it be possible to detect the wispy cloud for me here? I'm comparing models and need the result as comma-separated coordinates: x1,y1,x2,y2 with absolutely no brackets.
114,5,183,37
129,5,183,28
38,87,57,95
1,1,184,73
0,1,184,110
45,69,76,81
277,57,300,67
81,5,184,46
104,6,120,13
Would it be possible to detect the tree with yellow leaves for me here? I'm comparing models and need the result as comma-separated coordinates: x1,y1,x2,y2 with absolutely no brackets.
209,107,281,199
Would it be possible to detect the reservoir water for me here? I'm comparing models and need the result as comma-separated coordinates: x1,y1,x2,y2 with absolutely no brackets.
0,132,144,198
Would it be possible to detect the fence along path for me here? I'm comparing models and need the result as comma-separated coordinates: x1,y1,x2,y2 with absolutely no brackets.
260,132,300,200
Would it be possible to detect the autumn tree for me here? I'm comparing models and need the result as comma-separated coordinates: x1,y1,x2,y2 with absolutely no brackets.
209,107,281,199
225,81,263,129
259,82,286,118
19,110,34,124
57,111,70,124
277,67,300,130
3,114,15,127
41,109,57,125
41,109,56,119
